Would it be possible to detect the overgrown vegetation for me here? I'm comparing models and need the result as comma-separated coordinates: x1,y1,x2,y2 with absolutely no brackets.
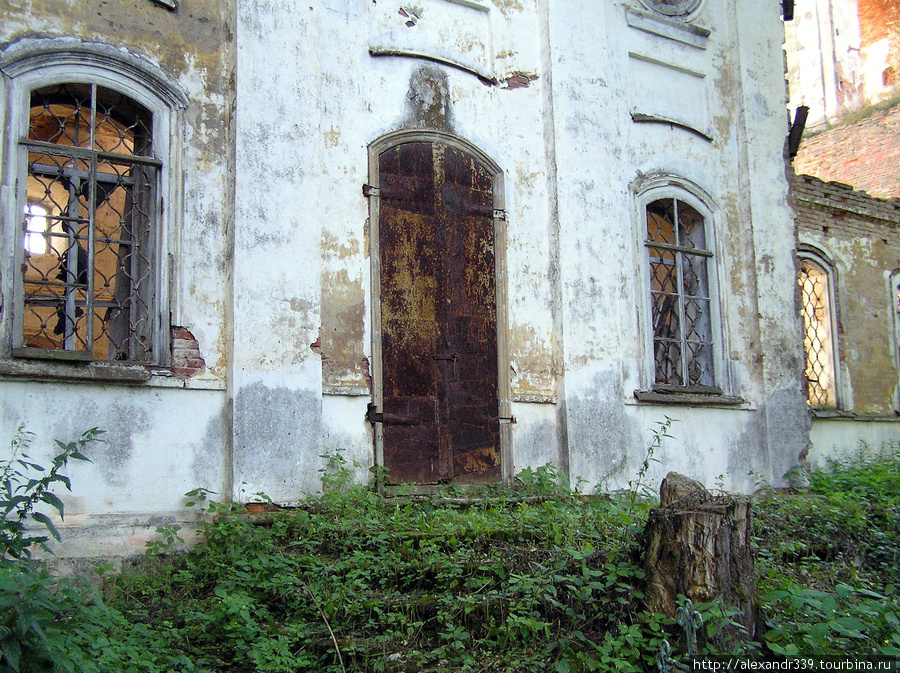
754,443,900,657
1,431,899,672
104,461,674,672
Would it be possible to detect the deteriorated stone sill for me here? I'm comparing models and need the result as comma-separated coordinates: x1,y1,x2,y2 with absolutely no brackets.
811,409,900,421
323,385,370,396
0,359,225,390
632,389,746,406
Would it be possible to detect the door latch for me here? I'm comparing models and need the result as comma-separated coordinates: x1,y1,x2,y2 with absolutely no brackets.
433,353,460,379
366,402,383,424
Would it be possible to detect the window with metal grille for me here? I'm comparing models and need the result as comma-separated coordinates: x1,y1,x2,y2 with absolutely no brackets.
798,256,837,408
645,197,715,389
16,83,160,362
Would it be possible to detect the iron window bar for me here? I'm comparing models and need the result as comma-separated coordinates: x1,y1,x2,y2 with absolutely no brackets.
646,198,713,388
18,83,159,363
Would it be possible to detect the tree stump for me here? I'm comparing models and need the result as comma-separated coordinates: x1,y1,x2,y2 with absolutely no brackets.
642,472,757,646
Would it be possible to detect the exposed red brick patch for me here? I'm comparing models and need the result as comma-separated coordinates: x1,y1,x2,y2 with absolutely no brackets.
244,502,280,513
502,71,538,89
171,327,206,379
859,0,900,47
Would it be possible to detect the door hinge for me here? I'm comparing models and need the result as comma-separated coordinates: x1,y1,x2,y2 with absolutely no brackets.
366,403,419,426
366,402,383,424
363,184,380,198
493,209,507,221
499,416,517,424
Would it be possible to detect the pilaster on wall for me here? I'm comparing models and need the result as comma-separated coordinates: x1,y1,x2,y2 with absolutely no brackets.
230,0,325,503
735,0,810,483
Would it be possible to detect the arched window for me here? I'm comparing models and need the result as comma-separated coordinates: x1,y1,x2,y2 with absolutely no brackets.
797,252,838,408
644,194,717,389
20,83,157,361
1,41,185,364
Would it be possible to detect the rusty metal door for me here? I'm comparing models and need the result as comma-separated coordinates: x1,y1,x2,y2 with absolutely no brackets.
376,140,501,484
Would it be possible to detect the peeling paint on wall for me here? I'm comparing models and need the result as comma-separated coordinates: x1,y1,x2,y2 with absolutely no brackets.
0,0,812,556
502,71,538,89
405,65,453,131
508,325,557,401
319,269,369,393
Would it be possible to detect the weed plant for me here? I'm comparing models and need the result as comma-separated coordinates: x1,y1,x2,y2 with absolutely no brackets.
753,443,900,656
0,427,197,673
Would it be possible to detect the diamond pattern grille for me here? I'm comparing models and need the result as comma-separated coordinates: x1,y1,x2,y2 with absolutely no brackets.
646,198,713,387
20,83,157,362
798,259,837,407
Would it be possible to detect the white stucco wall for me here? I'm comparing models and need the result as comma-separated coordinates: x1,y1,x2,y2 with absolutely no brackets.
0,0,808,557
809,417,900,467
547,0,806,493
231,0,804,497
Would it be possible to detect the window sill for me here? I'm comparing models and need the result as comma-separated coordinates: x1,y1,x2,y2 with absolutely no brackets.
0,359,225,390
146,370,226,390
632,388,746,406
811,409,900,421
0,358,151,383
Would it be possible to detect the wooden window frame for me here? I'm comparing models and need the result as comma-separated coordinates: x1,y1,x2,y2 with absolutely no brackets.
632,174,732,401
0,39,187,369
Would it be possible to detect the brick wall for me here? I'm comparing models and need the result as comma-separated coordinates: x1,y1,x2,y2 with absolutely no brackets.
859,0,897,44
858,0,900,105
791,172,900,415
792,172,900,230
171,327,206,379
793,104,900,199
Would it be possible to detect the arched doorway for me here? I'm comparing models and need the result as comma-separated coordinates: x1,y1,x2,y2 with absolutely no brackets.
368,132,507,485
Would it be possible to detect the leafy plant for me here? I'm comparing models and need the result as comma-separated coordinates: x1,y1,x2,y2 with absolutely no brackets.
754,442,900,658
0,426,201,673
1,426,98,559
762,583,900,656
514,464,569,496
629,415,674,502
